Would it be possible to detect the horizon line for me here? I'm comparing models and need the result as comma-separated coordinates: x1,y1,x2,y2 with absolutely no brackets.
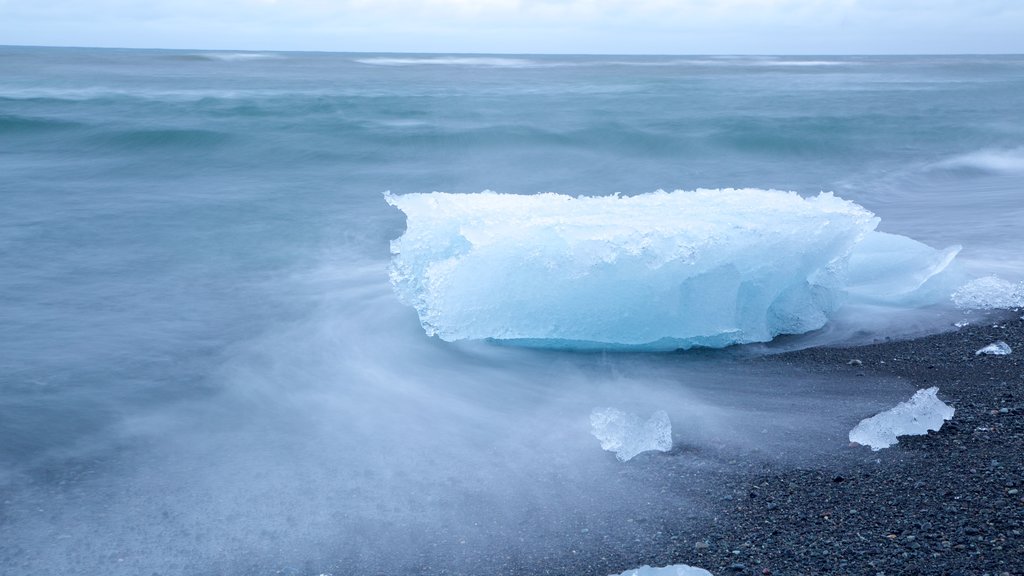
3,43,1023,58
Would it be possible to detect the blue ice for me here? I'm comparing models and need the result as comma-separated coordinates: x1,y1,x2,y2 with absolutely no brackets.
386,189,961,350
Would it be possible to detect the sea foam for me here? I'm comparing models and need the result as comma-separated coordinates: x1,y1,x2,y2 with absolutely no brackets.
934,147,1024,174
386,189,960,350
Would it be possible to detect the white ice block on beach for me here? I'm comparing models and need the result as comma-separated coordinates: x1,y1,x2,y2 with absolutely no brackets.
386,189,960,350
611,564,714,576
976,341,1012,356
848,387,954,451
590,408,672,462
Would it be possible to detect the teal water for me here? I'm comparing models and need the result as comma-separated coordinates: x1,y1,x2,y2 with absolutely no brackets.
2,47,1023,574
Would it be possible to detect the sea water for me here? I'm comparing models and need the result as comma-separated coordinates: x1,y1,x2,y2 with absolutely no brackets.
2,48,1023,574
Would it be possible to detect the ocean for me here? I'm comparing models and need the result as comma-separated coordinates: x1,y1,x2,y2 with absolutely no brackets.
1,47,1023,574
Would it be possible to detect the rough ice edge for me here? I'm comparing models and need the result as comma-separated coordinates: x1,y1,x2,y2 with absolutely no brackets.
952,276,1024,310
848,387,954,451
611,564,714,576
976,341,1012,356
590,408,672,462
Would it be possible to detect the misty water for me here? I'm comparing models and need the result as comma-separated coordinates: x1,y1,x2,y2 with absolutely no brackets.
2,48,1024,574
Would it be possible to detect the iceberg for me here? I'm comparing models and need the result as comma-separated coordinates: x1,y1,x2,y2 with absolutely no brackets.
976,341,1012,356
848,387,954,451
610,564,714,576
590,408,672,462
386,189,960,350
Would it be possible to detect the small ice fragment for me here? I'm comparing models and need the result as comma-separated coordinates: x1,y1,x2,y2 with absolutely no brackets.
849,387,954,451
976,341,1012,356
611,564,714,576
954,320,969,328
590,408,672,462
952,276,1024,310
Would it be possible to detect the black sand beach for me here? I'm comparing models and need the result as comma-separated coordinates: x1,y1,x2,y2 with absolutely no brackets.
639,312,1024,576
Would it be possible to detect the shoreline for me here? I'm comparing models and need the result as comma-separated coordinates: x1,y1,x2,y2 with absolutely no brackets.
649,310,1024,576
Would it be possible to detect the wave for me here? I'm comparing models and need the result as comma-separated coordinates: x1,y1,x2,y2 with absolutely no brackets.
90,127,230,149
169,52,284,62
355,56,538,68
0,114,81,133
753,59,849,67
933,147,1024,174
353,55,854,69
0,87,309,103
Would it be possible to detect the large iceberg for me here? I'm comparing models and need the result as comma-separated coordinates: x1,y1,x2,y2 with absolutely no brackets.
848,387,954,450
386,189,960,350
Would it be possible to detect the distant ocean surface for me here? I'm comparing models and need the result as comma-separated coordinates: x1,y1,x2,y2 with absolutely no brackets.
2,47,1023,575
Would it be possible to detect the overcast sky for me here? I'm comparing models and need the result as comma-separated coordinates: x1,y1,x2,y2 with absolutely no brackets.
2,0,1023,54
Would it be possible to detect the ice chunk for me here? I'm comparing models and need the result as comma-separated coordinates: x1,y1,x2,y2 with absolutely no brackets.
843,231,960,305
976,341,1012,356
610,564,714,576
590,408,672,462
386,189,960,350
848,387,954,451
952,276,1024,310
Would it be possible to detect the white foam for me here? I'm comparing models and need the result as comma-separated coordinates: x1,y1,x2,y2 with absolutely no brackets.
934,147,1024,174
196,52,283,62
848,387,954,451
386,189,961,350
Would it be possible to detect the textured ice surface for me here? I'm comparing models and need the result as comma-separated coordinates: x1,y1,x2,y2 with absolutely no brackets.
976,341,1012,356
611,564,714,576
848,387,954,451
387,189,960,350
590,408,672,462
952,276,1024,310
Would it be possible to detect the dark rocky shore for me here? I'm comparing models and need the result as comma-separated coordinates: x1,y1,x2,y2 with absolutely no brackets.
643,312,1024,576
